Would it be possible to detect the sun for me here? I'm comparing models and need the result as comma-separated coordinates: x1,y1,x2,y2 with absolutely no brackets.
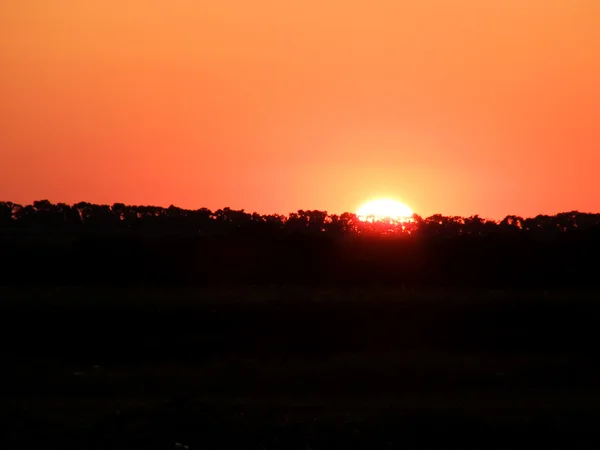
357,198,414,222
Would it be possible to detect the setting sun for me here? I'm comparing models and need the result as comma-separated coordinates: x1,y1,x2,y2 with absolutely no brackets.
357,199,414,222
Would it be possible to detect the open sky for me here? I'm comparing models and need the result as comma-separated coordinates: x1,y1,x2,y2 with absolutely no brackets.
1,0,599,219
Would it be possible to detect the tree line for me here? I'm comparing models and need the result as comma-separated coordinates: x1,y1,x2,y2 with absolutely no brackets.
2,200,599,237
2,200,600,288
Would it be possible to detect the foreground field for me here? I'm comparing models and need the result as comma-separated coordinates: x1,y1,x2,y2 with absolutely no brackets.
2,287,600,449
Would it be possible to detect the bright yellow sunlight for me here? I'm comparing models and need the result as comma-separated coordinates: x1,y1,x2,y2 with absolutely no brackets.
356,199,414,222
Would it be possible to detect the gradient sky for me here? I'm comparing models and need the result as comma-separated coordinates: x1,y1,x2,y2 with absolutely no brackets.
1,0,599,218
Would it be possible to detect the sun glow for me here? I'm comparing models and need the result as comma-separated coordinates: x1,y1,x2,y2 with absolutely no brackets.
357,199,414,222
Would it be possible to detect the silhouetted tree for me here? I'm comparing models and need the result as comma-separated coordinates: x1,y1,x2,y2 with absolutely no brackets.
0,202,16,226
3,199,600,288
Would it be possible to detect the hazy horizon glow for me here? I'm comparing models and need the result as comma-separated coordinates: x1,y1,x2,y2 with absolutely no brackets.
1,1,599,219
357,199,414,221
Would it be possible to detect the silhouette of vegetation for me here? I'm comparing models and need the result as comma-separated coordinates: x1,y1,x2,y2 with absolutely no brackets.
4,201,600,448
2,200,600,288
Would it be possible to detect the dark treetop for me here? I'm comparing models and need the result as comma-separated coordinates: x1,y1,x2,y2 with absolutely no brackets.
2,200,600,288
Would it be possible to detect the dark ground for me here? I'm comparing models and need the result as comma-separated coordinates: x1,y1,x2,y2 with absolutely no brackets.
2,286,600,449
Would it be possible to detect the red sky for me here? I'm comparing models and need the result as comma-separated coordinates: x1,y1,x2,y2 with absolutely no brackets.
1,0,599,219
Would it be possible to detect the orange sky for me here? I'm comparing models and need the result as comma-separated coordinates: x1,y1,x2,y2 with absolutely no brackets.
1,0,599,219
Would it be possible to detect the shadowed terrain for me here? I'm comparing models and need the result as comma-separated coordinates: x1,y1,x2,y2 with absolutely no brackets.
2,286,600,449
